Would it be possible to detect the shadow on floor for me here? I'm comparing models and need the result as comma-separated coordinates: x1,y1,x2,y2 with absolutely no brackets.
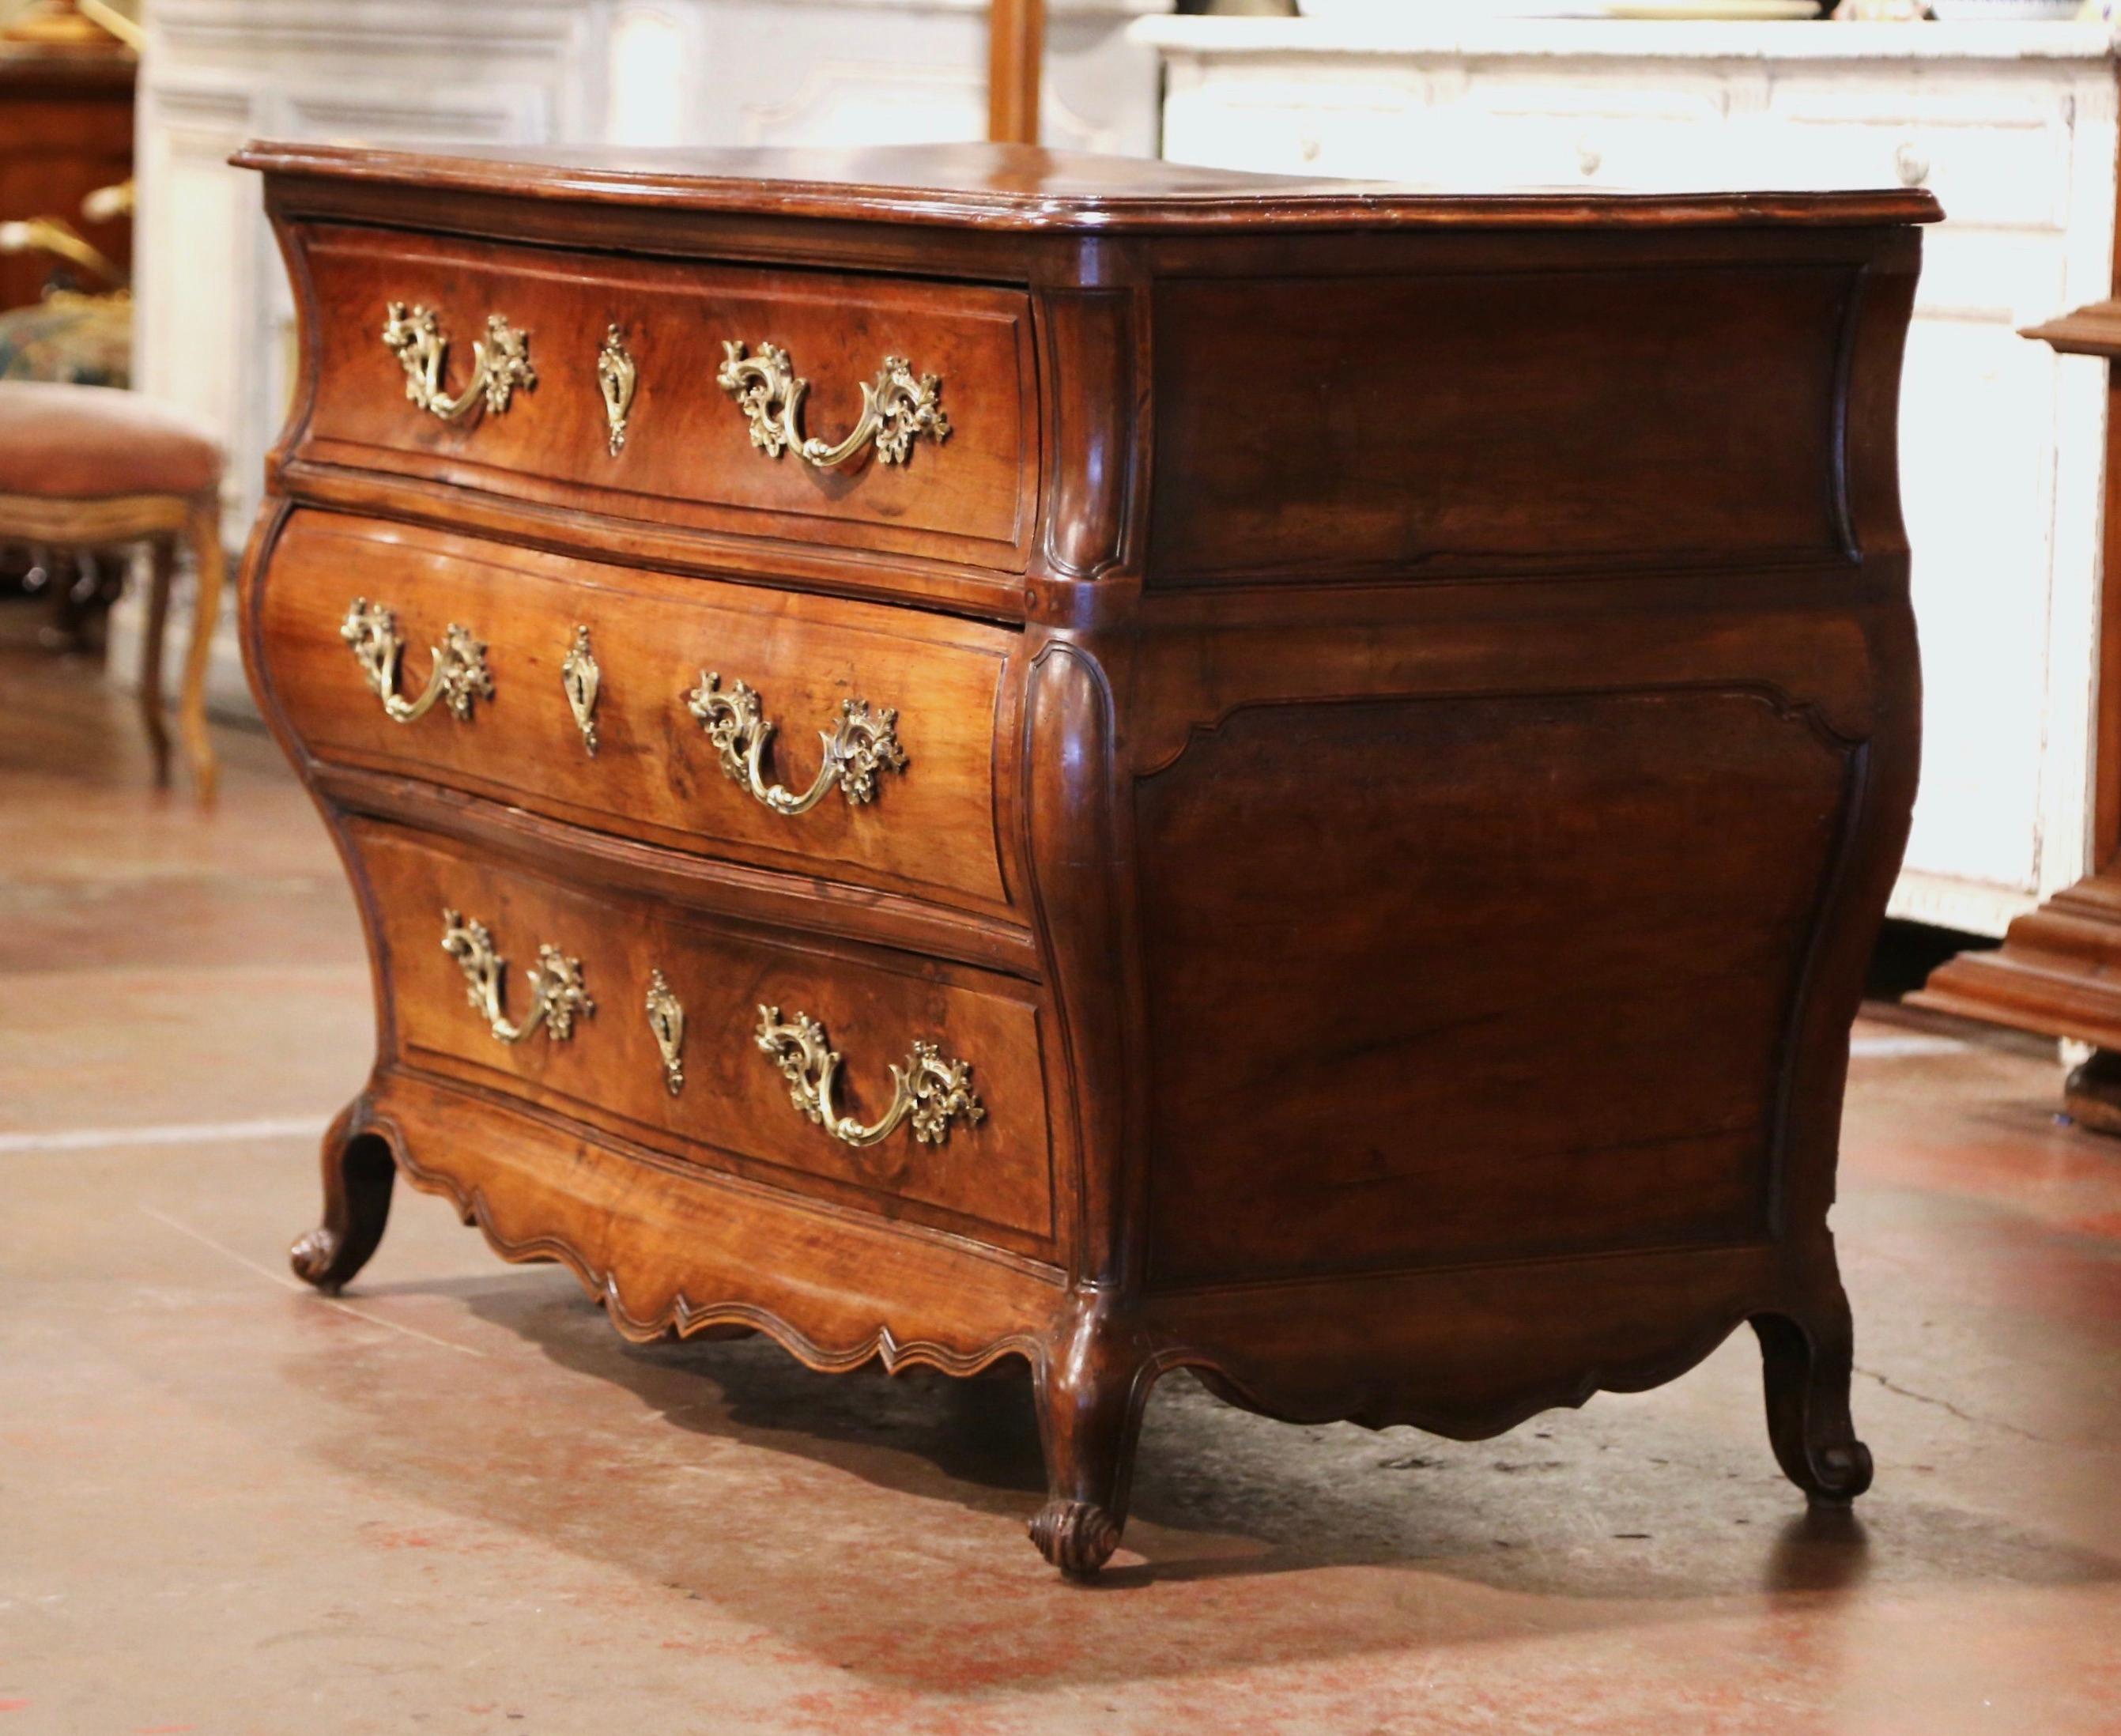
277,1256,2121,1692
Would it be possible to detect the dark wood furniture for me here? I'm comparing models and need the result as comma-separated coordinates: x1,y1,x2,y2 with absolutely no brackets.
234,139,1934,1577
1916,300,2121,1130
0,40,131,315
0,380,223,798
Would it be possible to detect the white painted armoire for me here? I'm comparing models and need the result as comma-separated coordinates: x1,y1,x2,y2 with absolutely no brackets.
1140,16,2121,939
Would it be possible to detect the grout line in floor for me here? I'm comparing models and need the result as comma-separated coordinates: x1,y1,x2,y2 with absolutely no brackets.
0,1116,334,1155
136,1202,489,1360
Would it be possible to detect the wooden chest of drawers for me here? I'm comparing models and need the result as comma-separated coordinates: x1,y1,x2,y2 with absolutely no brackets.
234,139,1934,1577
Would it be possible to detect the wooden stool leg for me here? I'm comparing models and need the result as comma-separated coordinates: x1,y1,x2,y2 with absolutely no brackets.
138,536,175,788
177,493,225,804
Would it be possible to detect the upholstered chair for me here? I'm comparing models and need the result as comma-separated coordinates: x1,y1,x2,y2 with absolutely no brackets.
0,379,224,800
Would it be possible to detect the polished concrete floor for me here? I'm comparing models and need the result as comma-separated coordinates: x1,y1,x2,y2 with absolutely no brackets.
3,632,2119,1735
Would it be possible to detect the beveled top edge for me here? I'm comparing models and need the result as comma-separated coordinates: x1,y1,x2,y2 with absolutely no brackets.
232,140,1942,234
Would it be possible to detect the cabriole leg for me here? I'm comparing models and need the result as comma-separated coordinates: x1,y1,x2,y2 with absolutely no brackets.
1753,1295,1873,1505
1028,1304,1156,1579
289,1106,396,1295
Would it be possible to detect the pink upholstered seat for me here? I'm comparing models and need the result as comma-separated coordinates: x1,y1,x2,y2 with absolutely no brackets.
0,379,221,499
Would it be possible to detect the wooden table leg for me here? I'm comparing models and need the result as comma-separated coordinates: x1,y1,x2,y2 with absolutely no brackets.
176,491,223,804
138,534,173,788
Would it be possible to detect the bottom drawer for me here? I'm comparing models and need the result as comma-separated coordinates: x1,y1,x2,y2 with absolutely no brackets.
348,818,1056,1252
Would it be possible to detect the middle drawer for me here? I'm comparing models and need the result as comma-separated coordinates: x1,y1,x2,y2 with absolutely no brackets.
258,510,1019,917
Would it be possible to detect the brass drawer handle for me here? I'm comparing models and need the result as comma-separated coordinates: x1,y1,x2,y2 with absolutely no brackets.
441,909,593,1046
382,301,534,423
560,624,600,755
716,341,949,470
645,969,685,1096
596,324,636,456
755,1005,983,1149
685,673,905,816
341,599,493,725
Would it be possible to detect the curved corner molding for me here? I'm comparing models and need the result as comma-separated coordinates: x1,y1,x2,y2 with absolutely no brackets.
442,909,592,1046
382,301,534,423
341,598,493,725
715,340,949,469
754,1006,983,1149
685,672,906,816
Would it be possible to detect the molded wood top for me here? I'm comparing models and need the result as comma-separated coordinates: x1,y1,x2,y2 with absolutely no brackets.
2024,298,2121,360
232,139,1940,233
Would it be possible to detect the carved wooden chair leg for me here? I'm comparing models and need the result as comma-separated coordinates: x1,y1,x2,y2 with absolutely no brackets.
176,492,224,805
290,1106,397,1294
1028,1308,1157,1579
138,535,175,788
1753,1296,1873,1505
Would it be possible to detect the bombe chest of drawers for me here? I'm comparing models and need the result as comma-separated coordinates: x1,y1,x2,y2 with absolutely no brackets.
234,139,1934,1577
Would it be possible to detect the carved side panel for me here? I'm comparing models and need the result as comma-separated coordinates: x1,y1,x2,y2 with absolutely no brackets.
1040,287,1141,585
1134,686,1858,1289
1146,259,1860,583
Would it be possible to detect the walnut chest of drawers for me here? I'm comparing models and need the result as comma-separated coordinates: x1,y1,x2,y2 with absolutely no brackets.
234,140,1934,1577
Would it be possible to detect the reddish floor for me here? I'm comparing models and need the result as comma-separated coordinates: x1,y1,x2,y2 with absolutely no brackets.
2,637,2119,1735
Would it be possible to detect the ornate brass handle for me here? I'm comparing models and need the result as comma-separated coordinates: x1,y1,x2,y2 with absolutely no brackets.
685,673,906,816
441,910,592,1046
560,625,599,755
754,1006,983,1149
645,969,685,1096
715,341,949,470
596,324,636,456
341,599,493,725
382,301,534,423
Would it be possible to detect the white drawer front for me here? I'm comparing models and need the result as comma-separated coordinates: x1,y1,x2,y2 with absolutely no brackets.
1764,78,2074,231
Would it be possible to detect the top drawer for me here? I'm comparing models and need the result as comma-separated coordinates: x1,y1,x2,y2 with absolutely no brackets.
287,224,1038,568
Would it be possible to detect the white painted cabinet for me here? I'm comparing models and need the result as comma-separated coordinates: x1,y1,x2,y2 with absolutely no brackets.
1139,17,2121,938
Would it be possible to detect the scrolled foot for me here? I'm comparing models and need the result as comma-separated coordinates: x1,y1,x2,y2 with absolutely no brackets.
1028,1499,1122,1579
289,1225,348,1292
1754,1308,1872,1506
1030,1298,1159,1580
1803,1437,1874,1506
292,1113,395,1296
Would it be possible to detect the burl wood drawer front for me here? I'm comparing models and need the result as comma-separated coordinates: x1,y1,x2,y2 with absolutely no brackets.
291,224,1036,564
1138,686,1854,1287
258,511,1017,915
352,818,1055,1250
